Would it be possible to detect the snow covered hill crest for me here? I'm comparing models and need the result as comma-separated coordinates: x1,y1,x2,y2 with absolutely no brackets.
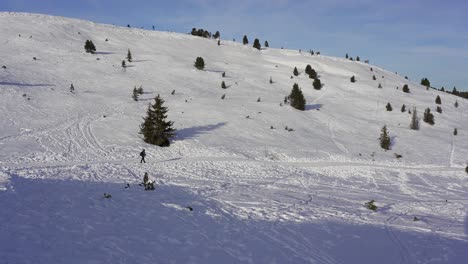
0,12,467,264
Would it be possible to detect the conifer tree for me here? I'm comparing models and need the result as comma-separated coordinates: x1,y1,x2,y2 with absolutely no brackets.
139,95,176,147
386,102,393,111
465,165,468,174
454,101,459,108
222,72,226,77
221,81,227,89
132,86,139,101
410,107,419,130
401,104,406,112
127,49,132,62
253,38,261,50
269,77,273,84
121,60,126,68
70,84,75,93
378,83,382,88
402,84,410,93
84,40,96,53
243,35,249,45
293,67,299,76
453,128,457,136
436,106,442,113
313,78,322,90
345,53,349,59
452,86,458,95
421,78,430,87
309,69,317,79
435,95,441,104
423,108,434,125
440,87,445,92
373,75,376,80
264,41,269,48
379,125,391,150
257,97,261,102
356,56,360,61
289,83,306,110
137,85,144,94
305,65,312,76
194,57,205,70
350,76,356,83
213,31,220,39
221,94,226,100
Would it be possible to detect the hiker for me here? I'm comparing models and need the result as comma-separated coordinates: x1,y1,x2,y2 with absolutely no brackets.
143,172,149,185
140,149,146,163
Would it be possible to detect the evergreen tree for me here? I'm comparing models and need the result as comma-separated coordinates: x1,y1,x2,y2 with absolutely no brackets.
373,75,376,80
257,97,261,102
454,101,459,108
221,94,226,100
289,83,306,111
253,38,261,50
465,165,468,174
309,69,317,79
293,67,299,76
402,84,410,93
305,64,312,76
435,95,441,104
121,60,126,68
139,95,176,147
84,40,96,53
421,78,430,87
410,107,419,130
423,108,434,125
440,86,445,92
213,31,220,39
222,72,226,77
127,49,132,62
401,104,406,112
345,53,349,59
386,102,393,111
194,57,205,70
379,125,391,150
171,89,175,95
313,78,322,90
378,83,382,88
264,40,269,48
356,56,360,61
350,76,356,83
70,84,75,93
137,85,144,94
436,106,442,113
243,35,249,45
269,76,273,84
221,81,227,89
452,86,458,95
132,86,139,101
453,128,457,136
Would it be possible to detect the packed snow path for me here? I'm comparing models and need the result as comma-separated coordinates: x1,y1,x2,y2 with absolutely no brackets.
0,13,467,263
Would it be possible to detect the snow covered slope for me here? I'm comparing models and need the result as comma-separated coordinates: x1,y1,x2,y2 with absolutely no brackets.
0,12,467,263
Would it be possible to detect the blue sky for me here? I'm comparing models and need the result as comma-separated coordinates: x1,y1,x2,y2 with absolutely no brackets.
2,0,467,91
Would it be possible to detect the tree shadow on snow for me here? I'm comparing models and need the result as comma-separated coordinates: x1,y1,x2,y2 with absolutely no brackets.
94,51,115,55
305,104,323,111
0,82,55,87
175,122,226,140
0,175,466,264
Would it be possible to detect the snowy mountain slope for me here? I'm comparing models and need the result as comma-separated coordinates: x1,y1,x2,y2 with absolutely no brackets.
0,12,467,263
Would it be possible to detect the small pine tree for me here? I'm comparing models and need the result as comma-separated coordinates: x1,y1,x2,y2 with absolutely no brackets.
345,53,349,59
243,35,249,45
269,77,273,84
436,106,442,113
453,128,457,136
379,125,391,150
313,78,322,90
465,165,468,174
401,104,406,112
423,108,434,125
222,72,226,77
213,31,220,39
440,87,445,92
309,69,317,79
171,89,175,95
421,78,430,87
253,38,261,50
137,85,144,94
350,76,356,83
386,102,393,111
70,84,75,93
402,84,410,93
305,64,312,76
194,57,205,70
221,81,227,89
378,83,382,88
410,107,419,130
264,40,269,48
356,56,360,61
132,87,139,101
293,67,299,76
289,83,306,111
127,49,132,62
365,200,378,211
139,95,176,147
221,94,226,100
435,95,441,105
257,97,261,102
84,40,96,53
121,60,126,68
454,101,458,108
373,75,376,80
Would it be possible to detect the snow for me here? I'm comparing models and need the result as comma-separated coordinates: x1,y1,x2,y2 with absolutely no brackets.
0,12,467,263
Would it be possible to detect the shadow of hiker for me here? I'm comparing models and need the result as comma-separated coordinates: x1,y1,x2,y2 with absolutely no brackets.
175,122,226,140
